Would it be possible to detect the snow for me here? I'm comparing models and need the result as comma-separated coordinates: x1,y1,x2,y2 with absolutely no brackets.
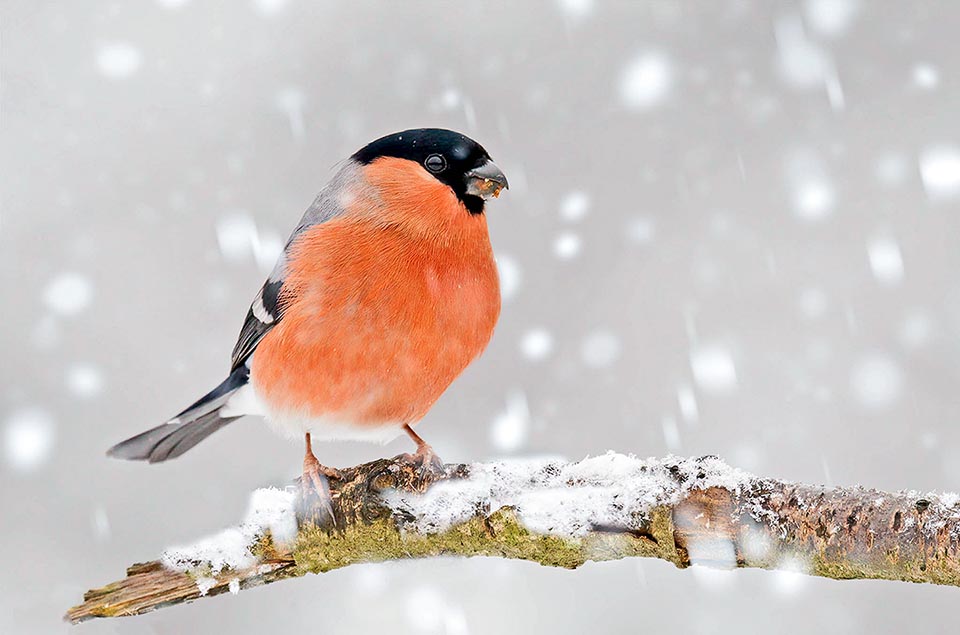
494,253,521,301
619,52,673,111
875,153,909,187
919,146,960,200
786,148,836,221
553,231,582,260
252,0,289,16
899,310,934,350
557,0,595,21
690,345,738,395
867,236,904,285
773,557,809,594
43,272,93,316
275,87,306,141
195,577,218,596
798,287,829,320
661,416,681,451
850,353,903,410
490,392,530,453
161,487,296,579
774,15,831,88
215,212,284,272
519,328,554,361
384,453,752,538
66,363,104,399
676,383,699,424
913,64,940,90
580,330,621,368
626,215,656,244
803,0,862,38
559,191,591,222
228,579,240,595
96,43,142,79
92,506,111,542
3,409,55,472
792,178,835,220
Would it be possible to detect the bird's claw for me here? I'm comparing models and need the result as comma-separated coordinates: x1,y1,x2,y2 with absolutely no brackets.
299,455,342,525
403,445,447,488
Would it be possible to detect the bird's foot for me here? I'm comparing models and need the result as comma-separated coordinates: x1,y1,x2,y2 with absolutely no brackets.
403,444,447,489
299,454,343,524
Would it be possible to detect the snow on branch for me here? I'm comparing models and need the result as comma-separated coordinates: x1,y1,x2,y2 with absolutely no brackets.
66,452,960,622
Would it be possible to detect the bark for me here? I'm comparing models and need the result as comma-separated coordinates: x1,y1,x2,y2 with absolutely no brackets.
65,453,960,623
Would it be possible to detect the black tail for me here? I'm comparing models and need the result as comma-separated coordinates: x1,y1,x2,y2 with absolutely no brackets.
107,366,249,463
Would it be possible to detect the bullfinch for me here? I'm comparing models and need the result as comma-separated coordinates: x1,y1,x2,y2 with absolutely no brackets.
108,128,508,497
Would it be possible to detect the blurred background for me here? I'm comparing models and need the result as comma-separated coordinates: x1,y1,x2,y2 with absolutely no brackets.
4,0,960,632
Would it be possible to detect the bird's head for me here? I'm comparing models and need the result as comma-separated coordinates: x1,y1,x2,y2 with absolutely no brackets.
351,128,508,215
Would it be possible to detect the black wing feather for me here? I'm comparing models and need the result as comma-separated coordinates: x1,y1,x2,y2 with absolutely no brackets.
231,278,284,371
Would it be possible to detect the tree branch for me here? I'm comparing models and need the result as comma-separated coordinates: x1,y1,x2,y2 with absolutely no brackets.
65,452,960,623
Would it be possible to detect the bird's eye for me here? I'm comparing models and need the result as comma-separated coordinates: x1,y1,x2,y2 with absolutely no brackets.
424,154,447,173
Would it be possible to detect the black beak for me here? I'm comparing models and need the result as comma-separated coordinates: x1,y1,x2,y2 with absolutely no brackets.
465,160,509,200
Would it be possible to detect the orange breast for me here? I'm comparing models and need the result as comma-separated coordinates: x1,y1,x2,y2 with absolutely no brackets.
250,164,500,426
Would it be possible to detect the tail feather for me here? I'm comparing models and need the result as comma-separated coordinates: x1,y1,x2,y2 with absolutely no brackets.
107,366,249,463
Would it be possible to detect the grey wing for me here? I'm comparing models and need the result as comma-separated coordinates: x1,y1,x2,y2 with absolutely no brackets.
228,162,353,371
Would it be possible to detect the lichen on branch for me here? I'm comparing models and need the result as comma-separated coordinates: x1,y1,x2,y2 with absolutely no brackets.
65,452,960,623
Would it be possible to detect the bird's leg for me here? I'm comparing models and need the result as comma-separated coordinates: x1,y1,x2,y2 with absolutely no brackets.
402,424,445,481
301,432,342,519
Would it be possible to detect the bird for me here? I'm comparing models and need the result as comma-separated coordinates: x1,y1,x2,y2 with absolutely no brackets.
108,128,508,499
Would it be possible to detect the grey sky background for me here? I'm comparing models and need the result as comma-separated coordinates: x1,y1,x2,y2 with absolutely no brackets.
4,1,960,633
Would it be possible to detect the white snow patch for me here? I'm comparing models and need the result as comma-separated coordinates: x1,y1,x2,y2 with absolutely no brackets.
619,51,673,111
97,42,142,79
850,353,903,410
384,453,752,538
228,579,240,595
913,64,940,90
919,145,960,200
580,330,621,368
520,328,554,361
690,345,738,395
3,409,55,472
490,392,530,453
162,487,296,577
867,236,904,285
553,231,582,260
559,191,591,222
44,272,93,316
196,577,218,596
67,363,104,398
494,253,521,301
